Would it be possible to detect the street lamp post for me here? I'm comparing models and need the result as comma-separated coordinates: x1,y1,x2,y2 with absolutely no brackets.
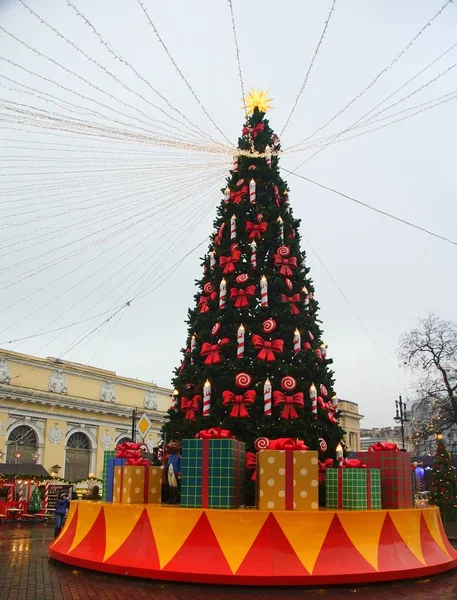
394,394,409,450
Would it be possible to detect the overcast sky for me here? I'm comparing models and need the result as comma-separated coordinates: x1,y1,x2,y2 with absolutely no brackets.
0,0,456,428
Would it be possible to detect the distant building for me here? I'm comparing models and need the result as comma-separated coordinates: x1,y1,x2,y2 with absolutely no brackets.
338,399,363,451
359,425,412,452
0,349,171,481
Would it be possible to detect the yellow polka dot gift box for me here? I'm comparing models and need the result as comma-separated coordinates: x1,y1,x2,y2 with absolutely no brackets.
255,438,319,511
112,465,162,504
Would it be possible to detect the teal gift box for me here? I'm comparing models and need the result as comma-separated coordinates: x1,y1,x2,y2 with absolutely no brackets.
181,435,245,509
326,468,381,510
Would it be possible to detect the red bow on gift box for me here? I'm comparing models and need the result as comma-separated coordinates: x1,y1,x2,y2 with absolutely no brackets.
246,221,267,240
220,246,241,274
230,285,256,308
196,427,234,439
200,339,229,364
281,293,301,315
369,441,399,452
268,437,309,450
222,390,256,418
252,334,284,361
242,123,264,138
273,254,297,277
245,451,257,481
318,458,334,483
115,442,149,466
230,186,248,204
181,395,201,421
342,458,367,469
198,292,217,313
273,391,305,419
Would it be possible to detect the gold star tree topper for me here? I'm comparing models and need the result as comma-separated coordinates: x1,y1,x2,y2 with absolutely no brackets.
243,88,273,115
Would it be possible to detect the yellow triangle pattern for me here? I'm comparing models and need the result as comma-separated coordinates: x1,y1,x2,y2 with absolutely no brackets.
60,503,77,538
207,510,269,573
274,510,334,574
69,502,102,554
103,504,145,562
338,511,387,570
147,506,202,568
389,509,425,565
422,508,450,557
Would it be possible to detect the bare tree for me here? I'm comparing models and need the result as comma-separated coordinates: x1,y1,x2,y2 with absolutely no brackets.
398,313,457,449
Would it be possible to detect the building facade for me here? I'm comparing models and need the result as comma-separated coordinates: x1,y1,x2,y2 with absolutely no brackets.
338,399,363,452
0,349,171,481
359,425,413,452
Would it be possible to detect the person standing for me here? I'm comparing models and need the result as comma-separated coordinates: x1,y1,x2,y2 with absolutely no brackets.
54,492,69,538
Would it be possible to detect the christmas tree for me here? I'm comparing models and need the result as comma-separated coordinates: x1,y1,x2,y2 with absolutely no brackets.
429,437,457,520
163,91,344,458
29,486,42,513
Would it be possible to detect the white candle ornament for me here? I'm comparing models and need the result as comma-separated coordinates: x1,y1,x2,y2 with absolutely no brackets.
237,324,245,359
332,394,339,411
209,251,216,270
336,443,344,468
219,278,227,309
264,378,272,415
310,383,317,420
320,343,327,359
233,155,239,172
224,187,230,201
171,388,179,411
190,335,197,364
260,275,268,307
203,379,211,416
249,178,256,204
265,144,272,168
250,240,257,270
230,214,237,240
293,328,301,355
277,216,284,243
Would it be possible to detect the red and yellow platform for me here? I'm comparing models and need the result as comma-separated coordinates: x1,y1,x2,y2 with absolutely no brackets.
49,502,457,585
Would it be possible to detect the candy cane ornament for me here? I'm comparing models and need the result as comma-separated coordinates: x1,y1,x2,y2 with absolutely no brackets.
250,241,257,270
293,329,301,354
264,378,272,416
260,276,268,307
249,178,256,204
230,214,237,240
237,324,245,359
190,335,197,364
219,278,227,309
203,380,211,416
233,155,239,172
310,383,318,419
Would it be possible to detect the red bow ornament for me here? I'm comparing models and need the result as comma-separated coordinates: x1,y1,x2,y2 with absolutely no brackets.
220,245,241,274
327,411,338,424
369,441,399,452
230,186,248,204
268,438,309,450
281,293,301,315
215,222,225,245
246,221,267,240
200,338,229,364
230,284,256,308
273,391,305,419
273,253,297,277
116,442,149,466
181,395,201,421
196,428,234,439
342,458,367,469
222,389,256,418
242,123,264,138
198,291,217,313
252,334,284,361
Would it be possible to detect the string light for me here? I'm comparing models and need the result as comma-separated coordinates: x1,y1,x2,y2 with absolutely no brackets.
226,0,246,117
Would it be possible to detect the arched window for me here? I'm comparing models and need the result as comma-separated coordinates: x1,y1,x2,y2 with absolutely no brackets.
67,432,91,449
116,436,131,447
6,425,38,463
65,432,91,481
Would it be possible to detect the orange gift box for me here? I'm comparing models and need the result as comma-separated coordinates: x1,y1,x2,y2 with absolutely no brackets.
113,465,162,504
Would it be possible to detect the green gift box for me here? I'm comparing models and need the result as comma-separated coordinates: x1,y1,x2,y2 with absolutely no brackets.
326,468,381,510
181,437,245,509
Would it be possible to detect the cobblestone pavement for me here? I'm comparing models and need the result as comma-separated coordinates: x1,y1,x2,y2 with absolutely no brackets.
1,524,457,600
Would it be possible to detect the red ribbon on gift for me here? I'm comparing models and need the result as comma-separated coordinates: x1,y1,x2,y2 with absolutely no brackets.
195,428,234,439
273,254,297,277
198,292,217,313
264,438,308,510
181,395,201,421
246,221,267,239
230,186,248,204
342,458,367,469
369,441,399,452
281,293,301,315
200,338,229,365
230,285,256,308
115,442,149,466
318,458,334,483
220,246,241,274
337,468,371,509
245,451,257,481
242,123,264,138
267,437,309,450
272,391,305,419
252,334,284,361
222,390,256,418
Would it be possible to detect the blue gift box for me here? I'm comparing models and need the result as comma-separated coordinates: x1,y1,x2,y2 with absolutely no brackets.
106,457,126,502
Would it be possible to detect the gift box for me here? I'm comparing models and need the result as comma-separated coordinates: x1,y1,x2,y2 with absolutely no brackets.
113,465,162,504
326,468,381,510
257,441,319,511
355,448,413,508
105,457,126,502
180,429,245,509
